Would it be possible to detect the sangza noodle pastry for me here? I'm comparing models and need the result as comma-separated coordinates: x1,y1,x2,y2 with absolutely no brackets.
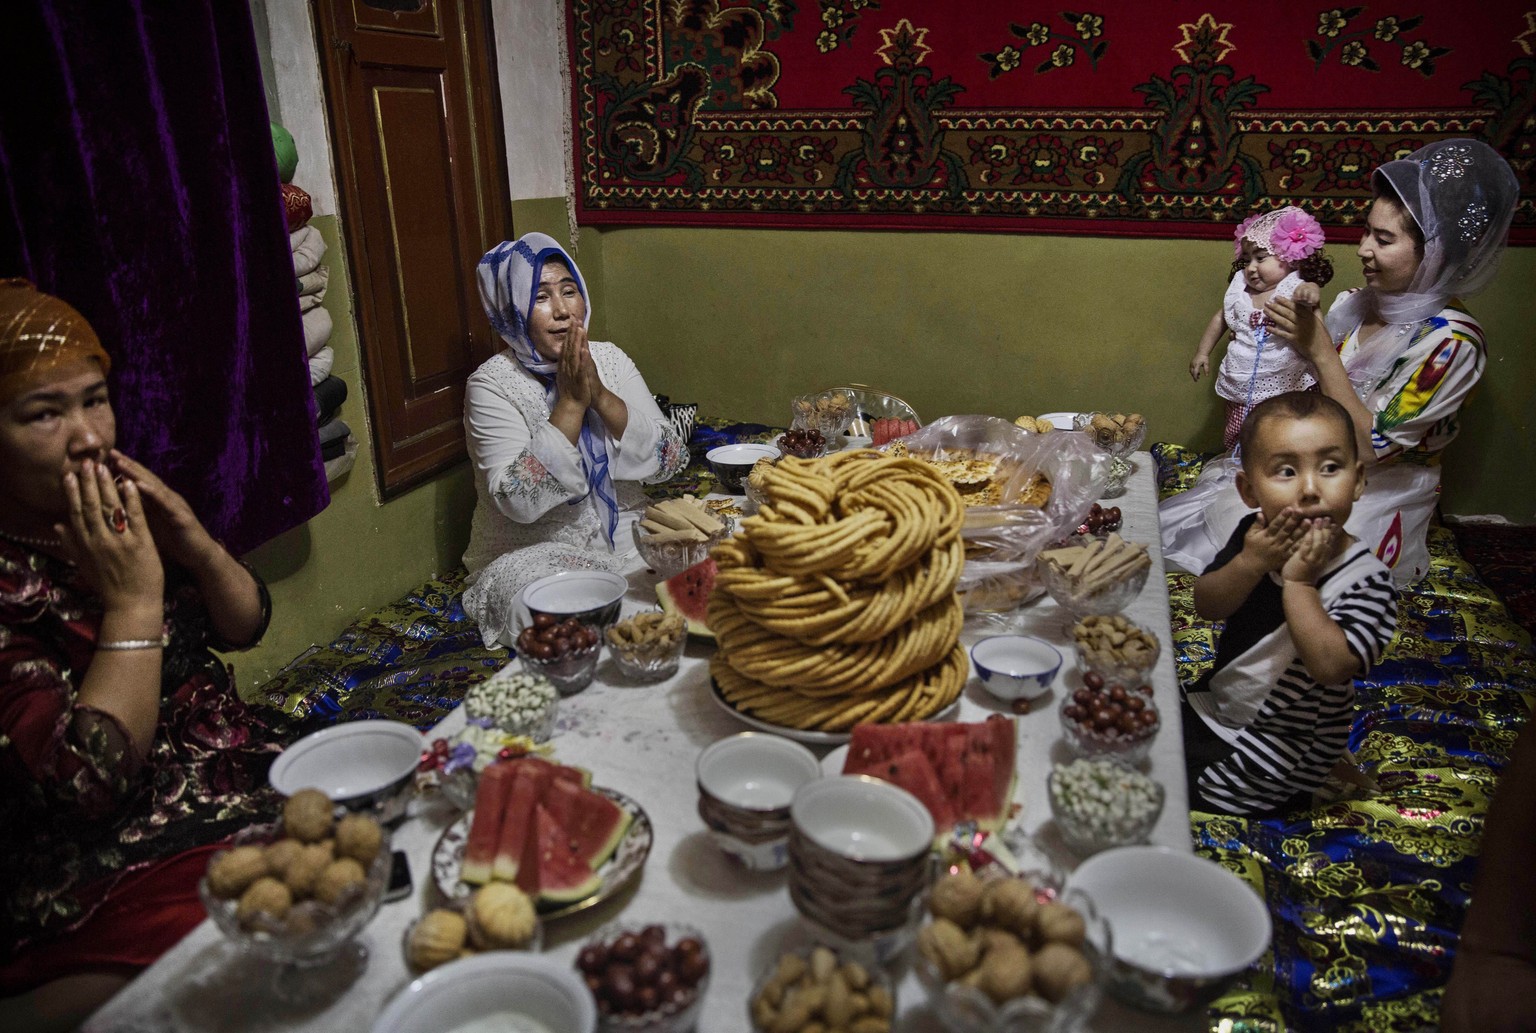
710,450,968,731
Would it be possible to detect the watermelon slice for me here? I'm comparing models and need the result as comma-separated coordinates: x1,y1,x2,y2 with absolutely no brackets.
657,556,716,638
493,762,553,882
517,803,602,904
850,747,956,830
461,761,517,885
541,778,633,870
842,717,1018,832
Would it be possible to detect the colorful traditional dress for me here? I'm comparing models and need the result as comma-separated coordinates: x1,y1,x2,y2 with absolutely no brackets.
0,539,293,989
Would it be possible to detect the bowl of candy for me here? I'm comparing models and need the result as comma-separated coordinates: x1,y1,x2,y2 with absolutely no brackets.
1048,759,1165,857
1072,413,1146,499
749,944,895,1032
464,666,560,742
1071,614,1161,687
913,868,1109,1033
1059,673,1160,766
1076,503,1122,537
1037,535,1151,620
201,791,390,1001
576,921,710,1032
517,617,603,695
777,426,829,459
605,611,688,682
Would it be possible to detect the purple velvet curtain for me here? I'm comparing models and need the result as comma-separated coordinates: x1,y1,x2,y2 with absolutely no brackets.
0,1,328,554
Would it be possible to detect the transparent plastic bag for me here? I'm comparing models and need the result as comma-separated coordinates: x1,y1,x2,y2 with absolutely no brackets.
886,415,1110,611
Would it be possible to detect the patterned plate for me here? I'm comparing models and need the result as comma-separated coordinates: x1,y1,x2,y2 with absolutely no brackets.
431,786,652,920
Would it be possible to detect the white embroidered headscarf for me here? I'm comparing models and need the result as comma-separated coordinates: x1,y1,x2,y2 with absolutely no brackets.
1326,139,1519,382
477,233,620,548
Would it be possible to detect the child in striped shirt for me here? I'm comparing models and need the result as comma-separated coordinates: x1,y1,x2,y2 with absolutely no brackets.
1181,392,1397,815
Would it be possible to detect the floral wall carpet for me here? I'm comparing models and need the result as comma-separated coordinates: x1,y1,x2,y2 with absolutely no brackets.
568,2,1536,239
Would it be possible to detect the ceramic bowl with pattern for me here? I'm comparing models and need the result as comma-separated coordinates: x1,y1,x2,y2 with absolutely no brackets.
520,570,628,630
269,720,423,821
707,443,781,494
695,732,821,871
970,634,1062,703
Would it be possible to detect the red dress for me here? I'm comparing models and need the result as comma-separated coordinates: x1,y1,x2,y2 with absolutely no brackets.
0,538,298,991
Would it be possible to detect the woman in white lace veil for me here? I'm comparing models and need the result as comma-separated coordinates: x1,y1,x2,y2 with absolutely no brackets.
1162,139,1519,585
460,233,690,646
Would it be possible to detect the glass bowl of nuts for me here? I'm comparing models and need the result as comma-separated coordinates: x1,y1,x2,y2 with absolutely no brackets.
606,611,688,682
1058,673,1160,766
576,921,710,1032
516,618,602,696
1071,614,1161,687
749,944,895,1033
791,390,856,440
913,868,1109,1033
1048,759,1165,857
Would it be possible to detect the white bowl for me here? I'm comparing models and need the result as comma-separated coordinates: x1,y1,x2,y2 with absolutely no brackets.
519,570,628,629
696,732,822,813
372,952,597,1033
970,635,1062,701
706,443,782,493
1067,845,1272,1012
790,774,935,863
1038,411,1084,429
269,720,422,815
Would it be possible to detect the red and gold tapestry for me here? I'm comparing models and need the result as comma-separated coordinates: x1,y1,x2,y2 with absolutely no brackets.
568,2,1536,239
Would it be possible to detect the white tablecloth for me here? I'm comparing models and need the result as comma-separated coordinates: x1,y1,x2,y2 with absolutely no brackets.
87,454,1198,1032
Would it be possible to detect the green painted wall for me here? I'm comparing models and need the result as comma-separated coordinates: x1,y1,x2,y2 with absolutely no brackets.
591,225,1536,521
230,215,477,693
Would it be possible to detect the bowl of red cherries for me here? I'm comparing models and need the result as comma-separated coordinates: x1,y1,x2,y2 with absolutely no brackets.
1076,503,1123,537
516,616,602,696
776,427,828,459
1059,671,1160,766
576,921,711,1032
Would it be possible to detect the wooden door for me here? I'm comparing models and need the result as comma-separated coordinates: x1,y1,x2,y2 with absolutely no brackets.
314,0,509,495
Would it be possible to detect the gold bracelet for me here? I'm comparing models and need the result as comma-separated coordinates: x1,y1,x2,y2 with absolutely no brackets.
96,636,169,651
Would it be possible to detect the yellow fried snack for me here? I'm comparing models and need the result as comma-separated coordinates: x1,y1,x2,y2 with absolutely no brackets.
408,909,469,971
282,788,334,843
206,845,269,900
334,813,383,866
468,882,538,949
709,451,968,730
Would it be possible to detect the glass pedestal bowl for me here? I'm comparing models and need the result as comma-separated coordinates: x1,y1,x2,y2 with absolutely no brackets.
199,822,391,1004
1072,413,1147,499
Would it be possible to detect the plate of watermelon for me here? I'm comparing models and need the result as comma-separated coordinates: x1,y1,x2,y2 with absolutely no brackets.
432,756,653,920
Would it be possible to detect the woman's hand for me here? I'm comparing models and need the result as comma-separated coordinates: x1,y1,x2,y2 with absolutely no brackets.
108,449,218,571
1266,296,1331,363
55,458,164,616
555,325,596,411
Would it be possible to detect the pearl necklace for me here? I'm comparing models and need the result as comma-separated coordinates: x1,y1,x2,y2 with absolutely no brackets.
0,527,63,550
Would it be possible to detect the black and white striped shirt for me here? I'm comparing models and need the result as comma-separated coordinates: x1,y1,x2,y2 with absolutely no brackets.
1187,514,1397,814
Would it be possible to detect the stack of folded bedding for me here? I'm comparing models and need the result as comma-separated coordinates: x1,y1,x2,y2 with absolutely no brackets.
276,121,354,479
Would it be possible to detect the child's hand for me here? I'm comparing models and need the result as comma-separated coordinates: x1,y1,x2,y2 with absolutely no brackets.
1293,282,1321,308
1242,508,1306,572
1189,355,1209,381
1282,519,1339,584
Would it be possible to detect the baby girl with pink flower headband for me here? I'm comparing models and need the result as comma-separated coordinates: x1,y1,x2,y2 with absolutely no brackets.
1189,206,1334,449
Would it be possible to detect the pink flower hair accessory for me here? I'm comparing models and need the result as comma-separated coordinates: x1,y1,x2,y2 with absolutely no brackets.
1232,214,1262,259
1271,208,1325,263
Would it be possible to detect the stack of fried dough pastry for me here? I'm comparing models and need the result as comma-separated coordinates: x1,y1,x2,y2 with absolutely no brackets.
709,450,969,731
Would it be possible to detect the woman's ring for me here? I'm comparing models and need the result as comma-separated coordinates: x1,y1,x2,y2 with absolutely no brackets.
109,507,128,533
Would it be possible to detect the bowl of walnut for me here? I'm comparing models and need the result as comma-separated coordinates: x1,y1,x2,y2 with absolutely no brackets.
200,790,390,999
913,869,1110,1033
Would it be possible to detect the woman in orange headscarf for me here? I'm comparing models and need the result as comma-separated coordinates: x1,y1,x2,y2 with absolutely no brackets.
0,280,292,1029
